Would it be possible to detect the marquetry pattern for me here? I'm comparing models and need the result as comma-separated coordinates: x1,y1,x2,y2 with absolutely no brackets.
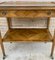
0,10,55,18
15,10,49,18
3,29,52,42
0,2,55,59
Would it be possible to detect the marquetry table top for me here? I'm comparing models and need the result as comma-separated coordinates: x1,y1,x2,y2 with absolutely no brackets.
0,1,55,7
0,1,55,17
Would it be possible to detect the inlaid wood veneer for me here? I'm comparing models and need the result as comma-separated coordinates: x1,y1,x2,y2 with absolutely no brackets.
0,1,55,59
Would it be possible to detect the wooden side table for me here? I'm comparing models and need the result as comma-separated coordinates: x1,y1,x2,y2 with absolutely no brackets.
0,1,55,59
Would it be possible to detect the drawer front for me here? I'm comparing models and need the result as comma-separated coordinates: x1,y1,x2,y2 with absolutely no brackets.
0,10,53,18
0,11,15,17
15,10,51,18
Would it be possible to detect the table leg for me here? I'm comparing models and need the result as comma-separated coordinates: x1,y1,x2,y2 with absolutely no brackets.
50,30,55,59
50,40,55,59
0,41,6,59
0,32,6,59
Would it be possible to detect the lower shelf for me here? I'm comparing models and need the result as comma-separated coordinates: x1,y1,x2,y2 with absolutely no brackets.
3,29,52,42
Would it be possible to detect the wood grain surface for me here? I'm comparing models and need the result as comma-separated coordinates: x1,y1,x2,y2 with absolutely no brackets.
3,29,52,42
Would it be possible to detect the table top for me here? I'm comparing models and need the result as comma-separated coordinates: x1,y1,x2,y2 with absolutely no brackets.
0,1,55,10
0,1,55,7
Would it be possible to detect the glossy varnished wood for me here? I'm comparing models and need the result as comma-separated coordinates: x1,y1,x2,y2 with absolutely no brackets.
0,2,55,10
0,2,55,18
0,32,6,59
3,29,52,42
0,10,55,18
50,30,55,59
7,18,12,29
0,1,55,59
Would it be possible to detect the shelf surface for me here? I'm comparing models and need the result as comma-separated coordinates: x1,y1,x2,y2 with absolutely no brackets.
3,29,52,42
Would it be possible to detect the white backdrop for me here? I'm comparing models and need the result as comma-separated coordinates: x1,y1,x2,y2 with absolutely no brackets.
0,0,55,37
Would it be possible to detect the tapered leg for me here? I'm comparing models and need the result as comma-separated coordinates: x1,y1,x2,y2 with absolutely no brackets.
50,30,55,59
7,18,12,44
0,32,6,59
0,40,6,59
50,40,55,59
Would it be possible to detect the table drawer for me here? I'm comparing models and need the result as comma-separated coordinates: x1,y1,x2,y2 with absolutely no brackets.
0,11,15,17
0,10,52,18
